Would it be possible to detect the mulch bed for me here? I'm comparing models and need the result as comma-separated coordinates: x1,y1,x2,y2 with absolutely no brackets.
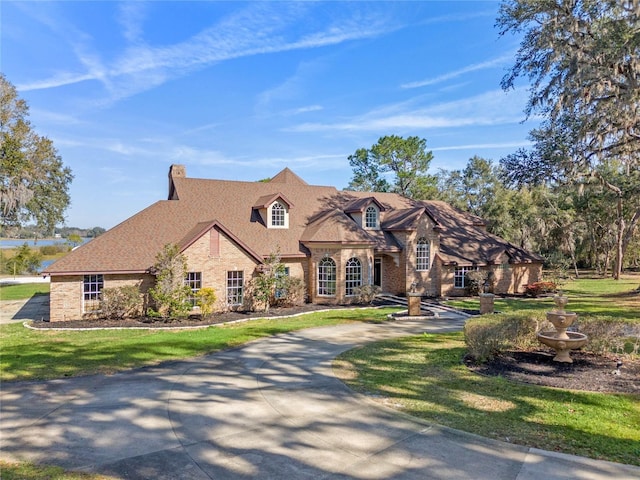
465,350,640,394
28,302,391,330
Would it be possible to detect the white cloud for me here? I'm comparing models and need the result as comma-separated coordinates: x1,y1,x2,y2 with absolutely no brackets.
431,141,532,152
117,2,147,44
19,2,393,108
287,88,529,133
401,54,513,89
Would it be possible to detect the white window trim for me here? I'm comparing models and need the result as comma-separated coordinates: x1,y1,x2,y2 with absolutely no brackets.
454,266,477,289
83,274,104,313
227,271,244,306
416,237,430,271
364,205,379,230
268,201,289,229
318,257,337,297
345,257,362,296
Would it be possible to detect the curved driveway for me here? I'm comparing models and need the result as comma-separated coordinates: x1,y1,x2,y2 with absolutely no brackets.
1,312,638,479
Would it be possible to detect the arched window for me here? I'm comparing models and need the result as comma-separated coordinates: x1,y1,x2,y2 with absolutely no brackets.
345,257,362,296
271,202,286,227
365,206,378,229
416,237,430,271
318,257,336,296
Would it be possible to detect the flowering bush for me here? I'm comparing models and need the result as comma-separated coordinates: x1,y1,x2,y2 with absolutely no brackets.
523,281,557,297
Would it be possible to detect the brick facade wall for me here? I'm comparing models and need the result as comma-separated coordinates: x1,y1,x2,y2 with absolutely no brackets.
308,245,376,304
49,273,155,322
439,263,543,297
48,217,543,320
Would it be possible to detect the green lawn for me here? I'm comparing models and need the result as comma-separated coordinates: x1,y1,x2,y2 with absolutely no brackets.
335,332,640,466
0,282,50,301
0,461,114,480
446,274,640,321
0,307,399,382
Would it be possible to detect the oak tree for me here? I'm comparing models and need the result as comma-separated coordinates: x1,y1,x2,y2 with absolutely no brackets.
1,74,73,235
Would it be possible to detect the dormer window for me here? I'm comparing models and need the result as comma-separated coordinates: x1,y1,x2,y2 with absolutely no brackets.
269,201,289,228
365,205,379,229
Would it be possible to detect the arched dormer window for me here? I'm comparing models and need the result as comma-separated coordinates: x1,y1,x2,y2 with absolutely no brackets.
416,237,430,271
365,205,379,229
318,257,336,296
269,201,288,228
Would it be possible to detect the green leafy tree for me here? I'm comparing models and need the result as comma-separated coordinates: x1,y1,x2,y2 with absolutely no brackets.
347,135,437,199
498,0,639,166
3,243,42,275
149,244,192,319
498,1,640,278
347,148,391,193
252,251,286,313
87,227,106,238
1,74,73,235
67,233,82,247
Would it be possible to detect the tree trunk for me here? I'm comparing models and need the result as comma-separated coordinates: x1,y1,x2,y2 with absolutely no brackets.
614,196,624,280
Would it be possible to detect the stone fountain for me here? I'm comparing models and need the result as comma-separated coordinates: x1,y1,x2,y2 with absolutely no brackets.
537,294,588,363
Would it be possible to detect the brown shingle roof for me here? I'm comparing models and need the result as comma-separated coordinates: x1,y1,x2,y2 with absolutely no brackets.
46,167,541,275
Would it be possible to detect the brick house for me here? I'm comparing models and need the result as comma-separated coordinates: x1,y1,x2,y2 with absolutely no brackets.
45,165,543,321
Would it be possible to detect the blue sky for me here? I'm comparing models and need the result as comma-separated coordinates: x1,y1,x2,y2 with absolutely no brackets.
2,1,535,230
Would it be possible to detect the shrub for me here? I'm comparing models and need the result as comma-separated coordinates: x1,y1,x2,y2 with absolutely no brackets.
353,284,381,304
39,244,69,256
523,281,557,297
576,317,640,358
465,312,640,363
149,244,192,319
195,287,217,317
464,312,548,363
465,270,487,296
275,276,306,307
99,285,143,320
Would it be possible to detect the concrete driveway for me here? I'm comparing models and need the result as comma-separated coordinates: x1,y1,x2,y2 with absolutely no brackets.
1,311,638,479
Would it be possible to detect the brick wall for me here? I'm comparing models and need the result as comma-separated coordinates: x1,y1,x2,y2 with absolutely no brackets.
49,273,154,322
439,263,543,297
308,245,375,304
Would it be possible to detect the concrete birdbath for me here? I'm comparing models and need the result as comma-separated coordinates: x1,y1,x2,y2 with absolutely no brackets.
537,294,588,363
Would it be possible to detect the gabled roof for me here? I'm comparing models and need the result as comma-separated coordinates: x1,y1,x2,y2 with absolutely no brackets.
382,207,440,231
253,192,294,209
301,209,376,244
45,166,542,275
178,220,264,264
343,196,386,213
269,167,308,185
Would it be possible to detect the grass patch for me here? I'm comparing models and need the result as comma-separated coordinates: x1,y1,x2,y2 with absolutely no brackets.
0,283,50,301
445,274,640,321
0,460,114,480
335,332,640,466
0,307,400,382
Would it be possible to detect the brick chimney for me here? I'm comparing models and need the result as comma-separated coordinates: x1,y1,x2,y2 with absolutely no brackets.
168,164,186,199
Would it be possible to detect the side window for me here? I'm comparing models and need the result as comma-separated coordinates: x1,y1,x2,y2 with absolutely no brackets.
317,258,336,296
275,267,290,299
454,266,476,288
83,274,104,312
185,272,202,306
416,237,430,271
227,271,244,305
345,257,362,296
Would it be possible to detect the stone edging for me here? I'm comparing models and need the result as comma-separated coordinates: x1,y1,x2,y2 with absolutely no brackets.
22,306,392,332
